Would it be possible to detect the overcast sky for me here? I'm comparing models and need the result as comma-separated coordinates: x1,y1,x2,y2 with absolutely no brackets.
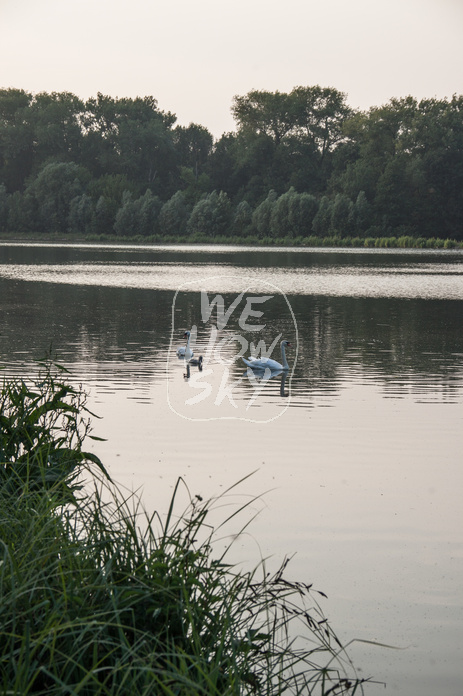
1,0,462,138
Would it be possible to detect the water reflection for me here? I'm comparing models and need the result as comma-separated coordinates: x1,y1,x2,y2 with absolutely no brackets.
244,367,289,398
1,243,463,300
1,244,462,695
1,275,462,407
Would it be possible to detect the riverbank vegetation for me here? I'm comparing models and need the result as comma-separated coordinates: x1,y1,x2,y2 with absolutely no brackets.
0,87,462,244
0,364,369,694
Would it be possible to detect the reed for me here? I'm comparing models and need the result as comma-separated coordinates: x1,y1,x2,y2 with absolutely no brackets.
1,365,369,695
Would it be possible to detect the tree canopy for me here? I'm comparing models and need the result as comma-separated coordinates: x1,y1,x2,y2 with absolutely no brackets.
0,87,462,241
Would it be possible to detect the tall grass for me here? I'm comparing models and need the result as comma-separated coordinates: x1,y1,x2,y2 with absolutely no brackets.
1,364,369,695
0,359,107,499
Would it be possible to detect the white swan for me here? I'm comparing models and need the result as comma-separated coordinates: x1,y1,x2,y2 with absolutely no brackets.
242,340,291,371
176,331,194,360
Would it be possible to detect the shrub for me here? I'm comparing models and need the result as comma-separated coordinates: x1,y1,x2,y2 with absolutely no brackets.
0,366,370,695
0,360,106,499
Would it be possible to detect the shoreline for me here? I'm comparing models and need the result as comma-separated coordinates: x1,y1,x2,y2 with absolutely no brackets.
1,232,462,250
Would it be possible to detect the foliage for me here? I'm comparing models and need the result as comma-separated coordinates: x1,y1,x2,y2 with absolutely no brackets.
0,87,462,240
158,190,190,236
68,193,94,235
0,361,107,499
0,368,370,695
26,161,89,235
113,189,162,237
0,478,369,695
232,200,253,236
188,191,232,238
0,184,7,232
173,123,213,178
252,190,278,237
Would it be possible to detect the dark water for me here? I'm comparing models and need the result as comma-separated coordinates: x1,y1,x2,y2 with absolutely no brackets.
1,242,462,695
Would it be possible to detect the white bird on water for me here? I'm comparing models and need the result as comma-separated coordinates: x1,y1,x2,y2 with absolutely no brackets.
176,330,194,360
242,340,291,371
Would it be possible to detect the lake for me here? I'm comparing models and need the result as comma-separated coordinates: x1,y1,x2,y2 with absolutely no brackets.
1,242,462,695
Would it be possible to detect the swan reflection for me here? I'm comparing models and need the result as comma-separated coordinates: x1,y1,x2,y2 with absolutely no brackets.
244,366,289,397
183,358,203,380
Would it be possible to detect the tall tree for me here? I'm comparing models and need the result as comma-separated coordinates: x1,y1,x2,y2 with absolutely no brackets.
82,95,178,196
290,86,352,164
232,90,294,145
231,86,352,198
26,161,89,234
0,88,34,191
31,91,85,167
158,191,190,236
187,191,231,237
173,123,213,178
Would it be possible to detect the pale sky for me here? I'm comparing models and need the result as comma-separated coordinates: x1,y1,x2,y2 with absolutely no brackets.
1,0,462,138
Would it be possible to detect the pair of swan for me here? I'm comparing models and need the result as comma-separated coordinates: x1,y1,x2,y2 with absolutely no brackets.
242,340,291,371
177,331,291,371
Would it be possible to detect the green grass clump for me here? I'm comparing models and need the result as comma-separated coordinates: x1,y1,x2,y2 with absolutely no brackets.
1,365,369,695
0,360,107,500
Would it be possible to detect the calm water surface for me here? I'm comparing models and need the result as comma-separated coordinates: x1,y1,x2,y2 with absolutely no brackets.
1,243,462,695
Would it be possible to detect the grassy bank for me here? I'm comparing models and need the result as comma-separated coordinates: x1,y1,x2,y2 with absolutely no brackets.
0,231,462,249
0,364,369,694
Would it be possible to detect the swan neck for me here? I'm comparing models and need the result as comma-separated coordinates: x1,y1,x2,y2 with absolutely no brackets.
280,342,289,369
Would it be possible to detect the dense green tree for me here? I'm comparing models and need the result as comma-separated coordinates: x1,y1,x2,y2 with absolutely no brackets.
232,90,295,144
179,166,211,205
114,191,137,237
0,88,35,191
88,173,138,237
27,161,89,234
158,190,190,236
31,91,85,167
251,190,278,237
173,124,213,177
0,184,8,231
187,191,231,237
334,95,463,237
138,189,162,236
89,173,136,212
6,191,38,234
231,86,352,197
351,191,372,237
232,200,253,236
68,193,94,235
0,87,462,241
312,196,332,237
374,154,414,232
270,188,320,238
110,96,177,196
81,94,179,196
290,86,352,164
330,193,354,237
289,192,319,237
80,93,122,177
211,130,285,203
207,132,245,200
91,195,115,236
414,96,463,238
270,188,296,238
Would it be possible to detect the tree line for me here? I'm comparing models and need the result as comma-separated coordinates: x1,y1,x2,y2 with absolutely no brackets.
0,86,462,242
